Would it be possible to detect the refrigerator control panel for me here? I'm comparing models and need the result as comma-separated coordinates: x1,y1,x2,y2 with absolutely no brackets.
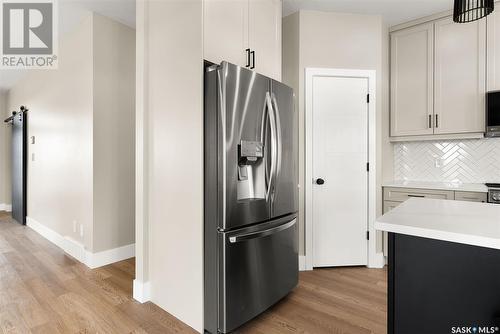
239,140,263,166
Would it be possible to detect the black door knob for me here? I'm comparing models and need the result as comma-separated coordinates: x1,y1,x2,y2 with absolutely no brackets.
316,178,325,185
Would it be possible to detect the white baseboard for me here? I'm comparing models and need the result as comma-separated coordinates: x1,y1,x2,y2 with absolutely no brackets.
61,236,88,264
27,216,135,269
88,244,135,269
0,204,12,212
299,255,306,271
133,279,151,303
368,252,386,269
27,216,66,250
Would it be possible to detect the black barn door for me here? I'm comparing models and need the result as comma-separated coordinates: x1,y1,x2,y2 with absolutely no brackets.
11,111,27,224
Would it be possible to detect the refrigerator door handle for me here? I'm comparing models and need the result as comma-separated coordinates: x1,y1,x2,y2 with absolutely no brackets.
265,92,277,201
228,219,296,243
271,93,282,194
260,97,270,196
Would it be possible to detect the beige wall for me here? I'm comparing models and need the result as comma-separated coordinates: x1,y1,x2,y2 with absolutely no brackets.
92,14,136,252
282,13,300,103
135,0,149,294
282,12,302,251
380,21,393,251
0,92,9,206
282,10,392,255
6,13,136,254
7,16,95,248
136,0,203,332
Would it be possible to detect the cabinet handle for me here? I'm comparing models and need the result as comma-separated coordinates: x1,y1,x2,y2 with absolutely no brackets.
250,50,255,69
428,115,432,128
245,48,251,68
408,194,425,198
435,114,439,128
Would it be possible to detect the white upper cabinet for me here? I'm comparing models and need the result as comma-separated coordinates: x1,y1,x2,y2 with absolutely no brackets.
204,0,249,67
203,0,282,81
390,23,434,137
434,17,486,135
487,9,500,91
390,15,486,140
248,0,282,81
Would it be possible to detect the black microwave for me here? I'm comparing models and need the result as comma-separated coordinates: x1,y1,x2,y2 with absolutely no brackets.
486,91,500,137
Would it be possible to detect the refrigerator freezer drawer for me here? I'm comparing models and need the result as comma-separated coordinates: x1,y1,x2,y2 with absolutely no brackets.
219,216,298,333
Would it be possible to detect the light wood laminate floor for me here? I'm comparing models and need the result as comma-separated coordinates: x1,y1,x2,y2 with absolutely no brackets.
0,212,386,333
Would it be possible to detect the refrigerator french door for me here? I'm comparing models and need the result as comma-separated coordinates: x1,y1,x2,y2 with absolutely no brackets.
204,62,298,334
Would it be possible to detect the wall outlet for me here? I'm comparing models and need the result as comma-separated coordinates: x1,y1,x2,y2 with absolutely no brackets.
73,221,77,233
79,224,84,238
31,153,35,162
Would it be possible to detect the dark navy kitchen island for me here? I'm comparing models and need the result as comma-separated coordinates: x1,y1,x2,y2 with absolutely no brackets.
377,198,500,334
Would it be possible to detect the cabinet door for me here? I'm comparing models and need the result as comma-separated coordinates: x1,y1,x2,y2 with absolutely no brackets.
383,200,402,214
434,17,486,134
204,0,248,67
454,191,487,203
487,10,500,91
248,0,282,80
390,23,434,137
383,187,455,201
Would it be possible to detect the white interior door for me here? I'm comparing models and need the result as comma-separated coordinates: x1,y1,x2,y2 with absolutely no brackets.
312,75,368,267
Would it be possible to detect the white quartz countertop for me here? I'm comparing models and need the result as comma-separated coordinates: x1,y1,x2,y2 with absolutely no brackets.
383,180,488,193
375,198,500,250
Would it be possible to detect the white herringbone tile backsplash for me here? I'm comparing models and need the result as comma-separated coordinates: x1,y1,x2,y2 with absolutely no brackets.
394,138,500,183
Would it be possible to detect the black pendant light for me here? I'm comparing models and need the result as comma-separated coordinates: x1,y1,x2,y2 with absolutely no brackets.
453,0,494,23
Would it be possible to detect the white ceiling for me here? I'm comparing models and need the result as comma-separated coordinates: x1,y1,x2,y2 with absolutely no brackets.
0,0,136,92
283,0,453,25
1,0,454,91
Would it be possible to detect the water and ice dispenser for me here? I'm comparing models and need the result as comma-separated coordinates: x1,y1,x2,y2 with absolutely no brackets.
237,140,266,201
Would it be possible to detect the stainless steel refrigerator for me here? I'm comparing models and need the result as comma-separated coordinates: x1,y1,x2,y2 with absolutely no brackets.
204,61,299,333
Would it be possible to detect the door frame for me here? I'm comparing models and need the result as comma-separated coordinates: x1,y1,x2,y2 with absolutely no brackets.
304,68,383,270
